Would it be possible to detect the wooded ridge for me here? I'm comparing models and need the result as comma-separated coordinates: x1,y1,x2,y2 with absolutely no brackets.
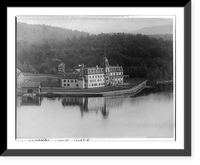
17,22,173,80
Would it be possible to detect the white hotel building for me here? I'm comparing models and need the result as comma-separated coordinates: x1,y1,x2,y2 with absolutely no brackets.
61,58,124,89
83,66,105,88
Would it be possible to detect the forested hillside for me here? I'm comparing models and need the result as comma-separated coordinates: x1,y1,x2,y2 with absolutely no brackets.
17,23,173,80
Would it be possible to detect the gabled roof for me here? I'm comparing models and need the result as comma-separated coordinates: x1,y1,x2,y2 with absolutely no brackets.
107,66,123,72
17,68,23,77
62,73,80,79
58,62,66,67
21,82,41,88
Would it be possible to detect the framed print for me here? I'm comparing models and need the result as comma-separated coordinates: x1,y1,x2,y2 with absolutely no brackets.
3,2,191,156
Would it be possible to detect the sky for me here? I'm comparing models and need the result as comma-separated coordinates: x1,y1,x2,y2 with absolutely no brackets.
17,15,173,34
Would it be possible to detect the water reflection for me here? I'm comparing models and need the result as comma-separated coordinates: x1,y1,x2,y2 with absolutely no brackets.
17,84,174,139
61,96,124,118
17,84,173,118
18,96,42,106
18,95,124,118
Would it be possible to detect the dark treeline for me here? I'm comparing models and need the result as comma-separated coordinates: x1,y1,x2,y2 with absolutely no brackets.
17,32,173,80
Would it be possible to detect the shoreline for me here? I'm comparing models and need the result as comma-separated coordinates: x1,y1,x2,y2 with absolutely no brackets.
36,80,147,97
17,80,147,97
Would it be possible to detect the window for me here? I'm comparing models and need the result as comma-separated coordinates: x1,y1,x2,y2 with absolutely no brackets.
67,84,69,87
64,84,66,86
64,80,66,82
75,80,77,83
76,84,78,87
27,89,33,93
71,80,73,83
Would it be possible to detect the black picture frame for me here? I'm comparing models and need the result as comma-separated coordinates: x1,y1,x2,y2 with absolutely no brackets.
3,2,191,156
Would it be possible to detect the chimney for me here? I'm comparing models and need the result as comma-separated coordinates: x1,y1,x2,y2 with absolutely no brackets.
96,65,98,70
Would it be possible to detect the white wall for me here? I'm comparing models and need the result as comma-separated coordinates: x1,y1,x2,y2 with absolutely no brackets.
85,74,105,88
62,79,79,88
62,79,85,88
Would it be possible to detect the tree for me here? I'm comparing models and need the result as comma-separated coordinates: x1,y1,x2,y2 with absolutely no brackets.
17,30,173,80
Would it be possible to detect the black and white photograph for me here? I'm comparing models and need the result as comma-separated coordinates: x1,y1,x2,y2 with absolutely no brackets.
16,15,175,140
4,4,192,157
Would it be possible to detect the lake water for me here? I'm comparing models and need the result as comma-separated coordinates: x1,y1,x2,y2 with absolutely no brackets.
17,84,174,139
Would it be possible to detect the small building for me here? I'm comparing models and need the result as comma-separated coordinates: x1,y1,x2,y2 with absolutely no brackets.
58,62,66,74
21,82,41,94
17,68,25,87
61,73,85,88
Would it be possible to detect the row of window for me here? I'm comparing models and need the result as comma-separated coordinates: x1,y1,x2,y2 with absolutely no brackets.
63,77,123,85
89,83,104,87
110,77,123,80
109,68,123,72
85,68,104,74
90,78,104,82
110,72,123,76
88,72,123,78
63,84,79,87
89,75,104,79
63,79,77,83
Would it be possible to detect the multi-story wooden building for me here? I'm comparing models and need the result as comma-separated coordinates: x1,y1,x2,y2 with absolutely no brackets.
83,65,105,88
61,73,84,88
61,57,124,89
105,66,124,85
